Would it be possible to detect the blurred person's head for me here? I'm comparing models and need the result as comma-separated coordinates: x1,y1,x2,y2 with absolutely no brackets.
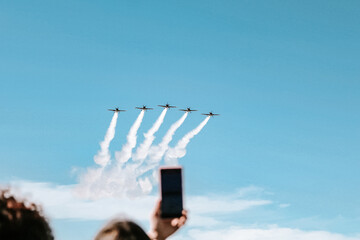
0,189,54,240
95,219,150,240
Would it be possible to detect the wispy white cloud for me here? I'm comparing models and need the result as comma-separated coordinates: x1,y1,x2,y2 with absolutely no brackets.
279,203,291,208
7,180,156,221
187,196,271,214
5,180,360,240
181,227,360,240
6,180,270,224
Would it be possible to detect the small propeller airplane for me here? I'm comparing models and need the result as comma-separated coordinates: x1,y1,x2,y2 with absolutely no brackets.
201,112,220,117
136,105,153,111
158,103,177,109
108,107,126,112
179,107,197,112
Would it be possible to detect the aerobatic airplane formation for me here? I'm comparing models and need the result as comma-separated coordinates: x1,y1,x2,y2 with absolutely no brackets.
78,102,217,199
109,104,219,116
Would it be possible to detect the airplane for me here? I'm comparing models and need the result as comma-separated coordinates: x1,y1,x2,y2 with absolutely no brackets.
179,107,197,112
108,107,126,112
202,112,220,117
158,103,177,109
136,105,153,111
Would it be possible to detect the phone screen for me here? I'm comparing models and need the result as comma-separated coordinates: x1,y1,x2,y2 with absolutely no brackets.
160,168,183,218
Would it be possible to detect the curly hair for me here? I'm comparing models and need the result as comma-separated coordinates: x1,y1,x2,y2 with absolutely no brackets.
0,189,54,240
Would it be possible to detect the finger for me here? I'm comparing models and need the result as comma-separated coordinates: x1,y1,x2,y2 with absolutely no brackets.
176,216,187,228
171,218,179,227
153,200,161,217
178,216,187,226
182,210,188,219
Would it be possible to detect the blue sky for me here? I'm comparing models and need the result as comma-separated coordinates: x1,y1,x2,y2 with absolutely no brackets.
1,1,360,239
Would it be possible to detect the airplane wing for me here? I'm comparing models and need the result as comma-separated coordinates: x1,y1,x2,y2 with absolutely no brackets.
202,113,219,116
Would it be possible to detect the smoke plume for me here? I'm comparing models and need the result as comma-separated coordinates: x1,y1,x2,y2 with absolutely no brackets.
76,110,210,199
94,112,119,167
165,116,210,165
133,108,168,161
147,112,188,163
115,110,145,164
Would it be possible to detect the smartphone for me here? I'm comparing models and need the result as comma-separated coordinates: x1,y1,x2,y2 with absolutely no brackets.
160,167,183,218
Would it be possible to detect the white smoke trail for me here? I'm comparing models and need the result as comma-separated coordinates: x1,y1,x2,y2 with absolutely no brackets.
147,112,188,163
76,111,147,199
76,111,210,200
94,112,119,167
101,163,153,199
75,167,105,199
115,110,145,164
165,116,210,165
133,108,168,161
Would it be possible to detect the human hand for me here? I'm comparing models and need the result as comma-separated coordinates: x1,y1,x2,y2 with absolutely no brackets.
148,201,187,240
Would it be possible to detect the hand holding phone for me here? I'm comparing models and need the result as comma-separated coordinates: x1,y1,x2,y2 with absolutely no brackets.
150,200,188,240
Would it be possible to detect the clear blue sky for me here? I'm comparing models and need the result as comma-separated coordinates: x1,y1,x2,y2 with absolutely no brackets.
1,1,359,239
